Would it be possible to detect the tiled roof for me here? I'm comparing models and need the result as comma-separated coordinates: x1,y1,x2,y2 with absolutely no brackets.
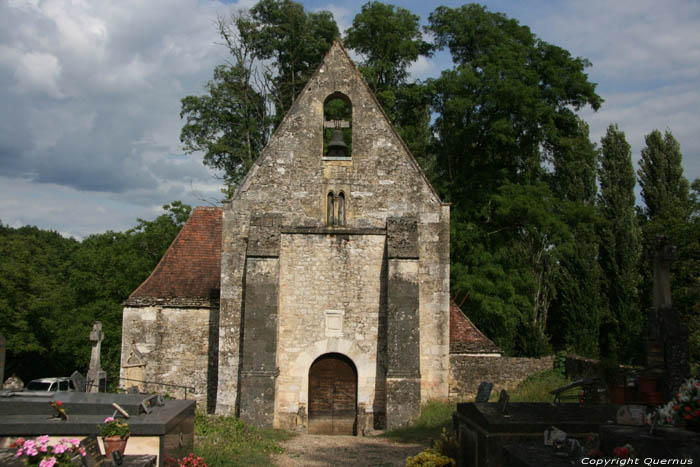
126,207,222,305
450,300,502,354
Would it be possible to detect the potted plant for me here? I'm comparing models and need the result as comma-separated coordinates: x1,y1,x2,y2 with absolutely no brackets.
98,416,130,458
11,436,86,466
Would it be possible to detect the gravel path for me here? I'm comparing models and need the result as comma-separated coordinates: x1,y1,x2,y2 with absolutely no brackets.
271,434,426,467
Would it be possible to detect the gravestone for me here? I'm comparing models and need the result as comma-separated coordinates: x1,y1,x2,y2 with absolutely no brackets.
0,334,5,386
475,382,493,402
87,322,107,393
498,389,510,414
71,370,86,392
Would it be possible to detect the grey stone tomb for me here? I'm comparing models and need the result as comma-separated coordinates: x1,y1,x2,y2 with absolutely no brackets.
87,321,106,393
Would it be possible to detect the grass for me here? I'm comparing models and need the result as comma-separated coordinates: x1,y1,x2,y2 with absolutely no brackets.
383,369,571,444
383,400,457,444
492,369,571,403
193,412,293,467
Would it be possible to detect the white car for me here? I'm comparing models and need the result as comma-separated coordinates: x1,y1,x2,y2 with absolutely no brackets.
25,377,75,392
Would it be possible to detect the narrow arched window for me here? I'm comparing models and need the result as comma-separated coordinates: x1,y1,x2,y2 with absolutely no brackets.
323,92,352,159
337,192,345,226
327,191,335,226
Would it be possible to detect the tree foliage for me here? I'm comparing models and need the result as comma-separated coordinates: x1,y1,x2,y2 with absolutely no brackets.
597,125,642,363
0,202,191,385
426,4,602,355
344,1,432,161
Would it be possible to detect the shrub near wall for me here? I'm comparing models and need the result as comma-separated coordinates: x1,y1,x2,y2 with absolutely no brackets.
448,355,554,400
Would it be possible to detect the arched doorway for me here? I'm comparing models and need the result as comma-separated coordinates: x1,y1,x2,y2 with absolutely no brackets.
308,353,357,435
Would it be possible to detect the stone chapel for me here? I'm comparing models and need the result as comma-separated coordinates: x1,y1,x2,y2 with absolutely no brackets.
121,41,495,434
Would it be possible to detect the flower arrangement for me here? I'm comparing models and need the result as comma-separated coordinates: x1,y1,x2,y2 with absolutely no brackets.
50,400,67,421
98,417,130,439
173,453,207,467
11,436,85,467
654,377,700,426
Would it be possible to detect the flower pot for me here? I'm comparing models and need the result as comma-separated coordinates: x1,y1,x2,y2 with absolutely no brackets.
102,435,128,458
609,385,625,404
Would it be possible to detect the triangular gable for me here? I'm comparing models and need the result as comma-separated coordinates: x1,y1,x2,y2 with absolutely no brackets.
236,40,442,206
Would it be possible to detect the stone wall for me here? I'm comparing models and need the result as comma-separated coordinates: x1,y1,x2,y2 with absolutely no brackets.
120,306,217,409
448,355,554,400
275,232,385,429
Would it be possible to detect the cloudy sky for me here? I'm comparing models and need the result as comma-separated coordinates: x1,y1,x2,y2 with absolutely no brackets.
1,0,699,239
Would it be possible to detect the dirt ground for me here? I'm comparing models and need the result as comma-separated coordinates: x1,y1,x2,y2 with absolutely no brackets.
271,433,426,467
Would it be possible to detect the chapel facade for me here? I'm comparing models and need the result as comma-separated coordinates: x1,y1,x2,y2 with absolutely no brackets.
121,41,452,433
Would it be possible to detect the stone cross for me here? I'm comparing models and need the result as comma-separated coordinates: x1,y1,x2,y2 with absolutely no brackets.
0,334,5,387
87,321,106,392
646,236,690,399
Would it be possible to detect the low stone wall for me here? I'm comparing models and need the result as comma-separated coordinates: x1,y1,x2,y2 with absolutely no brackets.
564,354,601,379
448,355,554,401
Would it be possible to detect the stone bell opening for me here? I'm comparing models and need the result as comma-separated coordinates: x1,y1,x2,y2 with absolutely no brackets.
308,352,357,435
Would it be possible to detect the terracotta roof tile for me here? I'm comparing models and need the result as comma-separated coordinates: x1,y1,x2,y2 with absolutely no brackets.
128,207,222,302
450,300,502,354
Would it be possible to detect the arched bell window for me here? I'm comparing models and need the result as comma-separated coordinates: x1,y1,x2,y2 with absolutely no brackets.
323,92,352,159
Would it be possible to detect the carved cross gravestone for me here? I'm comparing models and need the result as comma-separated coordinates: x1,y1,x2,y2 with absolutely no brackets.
0,334,5,386
647,236,690,399
87,322,107,393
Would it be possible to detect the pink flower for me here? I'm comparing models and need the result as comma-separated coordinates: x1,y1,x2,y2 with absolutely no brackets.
54,400,63,407
37,436,50,446
79,447,86,457
104,417,115,423
69,439,80,447
53,444,66,454
39,456,57,467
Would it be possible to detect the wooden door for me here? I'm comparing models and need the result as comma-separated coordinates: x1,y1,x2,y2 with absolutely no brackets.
308,353,357,435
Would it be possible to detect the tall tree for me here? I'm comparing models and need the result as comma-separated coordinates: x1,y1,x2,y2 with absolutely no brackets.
426,4,602,355
344,1,432,161
637,129,695,368
638,129,691,227
239,0,339,125
547,119,601,358
180,14,273,196
181,1,339,193
597,124,642,363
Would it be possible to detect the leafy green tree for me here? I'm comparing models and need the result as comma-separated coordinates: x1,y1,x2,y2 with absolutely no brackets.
547,119,601,358
182,2,338,193
597,124,642,363
426,4,602,355
239,0,338,125
345,1,432,162
0,203,191,385
637,130,695,369
638,130,691,227
180,14,273,195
